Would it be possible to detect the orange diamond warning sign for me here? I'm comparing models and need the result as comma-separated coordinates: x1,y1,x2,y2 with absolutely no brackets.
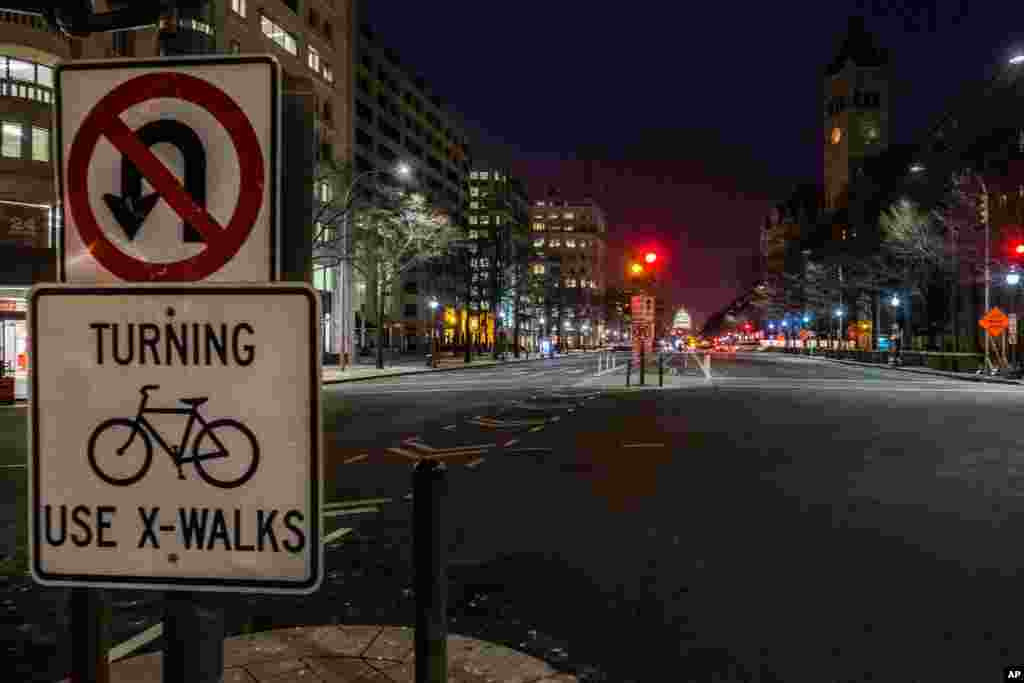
979,307,1010,337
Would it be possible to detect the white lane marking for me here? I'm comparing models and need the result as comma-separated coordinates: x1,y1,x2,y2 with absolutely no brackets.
324,497,392,510
503,439,519,448
323,526,355,545
323,506,379,518
623,443,664,449
108,622,163,662
403,439,495,454
343,453,369,464
465,457,486,469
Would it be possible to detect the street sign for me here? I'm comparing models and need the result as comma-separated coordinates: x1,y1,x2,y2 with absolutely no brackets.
979,307,1010,337
29,284,321,594
57,56,280,284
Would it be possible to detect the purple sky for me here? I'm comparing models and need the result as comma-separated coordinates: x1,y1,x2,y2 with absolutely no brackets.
362,1,1024,326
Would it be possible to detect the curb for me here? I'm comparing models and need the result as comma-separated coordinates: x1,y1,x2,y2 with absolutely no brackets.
323,354,575,385
807,355,1024,386
93,624,578,683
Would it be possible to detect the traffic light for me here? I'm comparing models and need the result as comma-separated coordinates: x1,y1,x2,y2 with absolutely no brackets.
644,251,657,265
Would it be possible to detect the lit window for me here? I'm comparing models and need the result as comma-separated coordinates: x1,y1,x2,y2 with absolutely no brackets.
578,240,586,248
830,127,842,145
31,127,47,162
8,59,32,83
470,171,478,179
548,213,558,220
549,238,561,247
323,64,333,83
479,216,490,225
565,238,576,248
470,201,479,209
532,222,545,231
550,224,561,231
261,14,297,55
533,238,545,247
470,187,479,197
564,212,574,220
231,0,246,17
567,279,577,288
317,181,333,202
469,216,478,225
36,65,52,88
495,215,502,225
2,122,21,158
308,46,320,71
533,264,545,275
536,201,546,207
480,171,489,180
564,224,573,232
469,230,479,239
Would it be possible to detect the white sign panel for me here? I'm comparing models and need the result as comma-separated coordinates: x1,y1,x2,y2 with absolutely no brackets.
29,284,321,594
57,56,280,284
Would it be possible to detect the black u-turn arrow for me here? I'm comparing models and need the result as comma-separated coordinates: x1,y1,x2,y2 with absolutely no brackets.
102,119,207,243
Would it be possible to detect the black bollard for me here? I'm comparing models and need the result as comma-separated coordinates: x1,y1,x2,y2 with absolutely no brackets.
414,459,448,683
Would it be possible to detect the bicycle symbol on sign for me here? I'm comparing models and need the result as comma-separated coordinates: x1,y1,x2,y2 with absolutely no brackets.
87,385,260,489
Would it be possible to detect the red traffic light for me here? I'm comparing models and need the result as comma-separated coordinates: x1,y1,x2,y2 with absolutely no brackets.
644,252,657,264
1016,243,1024,255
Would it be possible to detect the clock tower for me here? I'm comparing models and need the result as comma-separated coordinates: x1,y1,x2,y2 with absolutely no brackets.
823,16,890,210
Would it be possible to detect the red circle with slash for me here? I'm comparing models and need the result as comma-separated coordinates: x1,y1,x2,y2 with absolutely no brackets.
67,72,265,281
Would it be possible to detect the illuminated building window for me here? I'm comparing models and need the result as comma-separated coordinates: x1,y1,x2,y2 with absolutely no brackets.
564,224,573,231
495,215,502,225
548,213,559,220
231,0,246,17
323,64,333,83
469,216,478,225
480,171,489,180
564,212,574,220
536,201,546,207
533,264,545,275
31,127,48,162
308,46,320,72
470,187,479,197
830,127,842,145
470,171,479,179
261,14,297,54
470,201,479,209
565,238,576,248
549,224,560,231
1,122,20,158
532,222,545,231
567,279,577,288
533,238,545,247
549,238,560,247
479,216,490,225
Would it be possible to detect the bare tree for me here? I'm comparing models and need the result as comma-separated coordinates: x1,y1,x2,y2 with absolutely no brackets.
349,189,459,369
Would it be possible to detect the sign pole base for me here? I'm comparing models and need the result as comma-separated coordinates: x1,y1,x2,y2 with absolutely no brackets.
162,592,225,683
70,588,110,683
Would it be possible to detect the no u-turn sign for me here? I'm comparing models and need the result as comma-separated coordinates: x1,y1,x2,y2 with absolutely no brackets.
56,56,280,284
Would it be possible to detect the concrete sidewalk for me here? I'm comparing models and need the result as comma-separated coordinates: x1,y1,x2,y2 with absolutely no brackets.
323,352,579,385
102,624,577,682
795,353,1024,386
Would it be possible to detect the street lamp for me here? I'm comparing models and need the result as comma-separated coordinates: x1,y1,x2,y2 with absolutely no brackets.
1010,54,1024,65
890,295,900,307
1008,272,1021,286
429,299,439,367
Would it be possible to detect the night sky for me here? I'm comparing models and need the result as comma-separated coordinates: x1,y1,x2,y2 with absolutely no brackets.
361,1,1024,326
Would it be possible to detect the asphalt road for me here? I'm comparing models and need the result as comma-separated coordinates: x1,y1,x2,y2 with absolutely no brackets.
6,351,1024,681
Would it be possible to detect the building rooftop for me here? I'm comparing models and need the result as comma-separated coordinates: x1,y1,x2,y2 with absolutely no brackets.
825,16,889,77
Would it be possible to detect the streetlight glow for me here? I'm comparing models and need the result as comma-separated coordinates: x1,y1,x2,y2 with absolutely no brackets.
396,162,412,178
429,299,439,310
1008,272,1021,285
909,163,925,174
802,315,809,323
1010,54,1024,65
891,295,900,307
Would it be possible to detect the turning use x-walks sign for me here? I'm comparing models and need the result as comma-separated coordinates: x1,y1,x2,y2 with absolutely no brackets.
57,56,280,283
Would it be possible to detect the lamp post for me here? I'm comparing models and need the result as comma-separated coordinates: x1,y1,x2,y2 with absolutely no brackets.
336,161,412,371
834,308,844,351
429,299,439,368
